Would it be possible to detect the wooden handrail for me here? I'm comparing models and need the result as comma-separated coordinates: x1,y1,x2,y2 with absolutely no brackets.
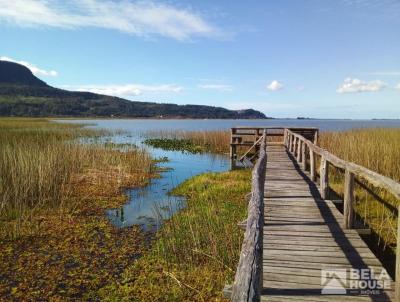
285,129,400,199
231,130,267,302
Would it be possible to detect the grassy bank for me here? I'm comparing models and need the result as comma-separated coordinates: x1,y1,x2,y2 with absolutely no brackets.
100,169,251,301
0,118,154,300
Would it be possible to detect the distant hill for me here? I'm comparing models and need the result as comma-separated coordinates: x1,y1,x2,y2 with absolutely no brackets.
0,61,268,119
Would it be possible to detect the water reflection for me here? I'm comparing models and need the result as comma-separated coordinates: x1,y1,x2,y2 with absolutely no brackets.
106,145,229,231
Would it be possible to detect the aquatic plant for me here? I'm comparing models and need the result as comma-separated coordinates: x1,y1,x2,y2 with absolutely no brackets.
144,138,205,154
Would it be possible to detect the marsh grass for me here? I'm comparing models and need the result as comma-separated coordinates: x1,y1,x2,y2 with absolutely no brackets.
0,118,152,239
319,128,400,252
101,169,251,301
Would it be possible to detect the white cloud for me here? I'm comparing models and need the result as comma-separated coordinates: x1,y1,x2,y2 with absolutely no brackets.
0,55,58,77
64,84,184,97
336,78,387,93
198,84,233,92
266,80,283,91
0,0,220,41
395,83,400,90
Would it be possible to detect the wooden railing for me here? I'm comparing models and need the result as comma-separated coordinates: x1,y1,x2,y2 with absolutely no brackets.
230,130,267,302
284,129,400,301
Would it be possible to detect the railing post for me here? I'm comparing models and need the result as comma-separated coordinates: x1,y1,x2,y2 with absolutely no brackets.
310,149,316,181
292,135,297,156
396,206,400,302
296,139,302,162
301,142,306,170
230,128,236,159
320,156,329,199
290,135,294,153
344,170,354,229
283,129,287,147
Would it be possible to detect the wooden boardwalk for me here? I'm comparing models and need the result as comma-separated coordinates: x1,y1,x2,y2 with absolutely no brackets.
261,145,394,301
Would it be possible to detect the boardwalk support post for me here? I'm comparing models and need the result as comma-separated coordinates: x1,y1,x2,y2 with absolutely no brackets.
320,156,329,199
344,170,355,229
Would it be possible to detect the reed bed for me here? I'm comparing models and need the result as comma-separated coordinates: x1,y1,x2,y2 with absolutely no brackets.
319,128,400,252
319,128,400,181
0,118,152,239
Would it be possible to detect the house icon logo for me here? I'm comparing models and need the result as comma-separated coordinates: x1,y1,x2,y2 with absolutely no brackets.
321,269,347,295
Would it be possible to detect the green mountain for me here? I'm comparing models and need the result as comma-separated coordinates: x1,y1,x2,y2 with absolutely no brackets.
0,61,267,119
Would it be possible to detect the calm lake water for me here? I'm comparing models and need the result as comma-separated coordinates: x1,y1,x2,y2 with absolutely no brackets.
57,119,400,231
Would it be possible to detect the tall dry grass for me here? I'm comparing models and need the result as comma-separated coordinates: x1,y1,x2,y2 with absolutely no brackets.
320,128,400,182
0,118,152,239
319,128,400,251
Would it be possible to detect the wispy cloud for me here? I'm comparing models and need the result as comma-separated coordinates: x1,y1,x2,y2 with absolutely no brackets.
366,71,400,76
336,78,386,93
198,84,233,92
63,83,184,98
0,0,221,41
266,80,283,91
396,83,400,90
0,55,57,77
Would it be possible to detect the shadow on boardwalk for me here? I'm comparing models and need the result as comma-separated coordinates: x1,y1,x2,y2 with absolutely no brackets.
261,146,393,302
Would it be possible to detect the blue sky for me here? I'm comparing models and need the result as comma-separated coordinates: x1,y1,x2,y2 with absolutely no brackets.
0,0,399,118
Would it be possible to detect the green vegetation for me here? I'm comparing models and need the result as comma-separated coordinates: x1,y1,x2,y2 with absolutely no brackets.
0,118,154,300
100,169,251,301
0,61,268,119
146,130,283,155
319,128,400,252
145,130,231,153
144,138,206,153
171,130,231,153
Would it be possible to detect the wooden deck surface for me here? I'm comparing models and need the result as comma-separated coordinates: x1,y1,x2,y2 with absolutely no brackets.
262,145,394,302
